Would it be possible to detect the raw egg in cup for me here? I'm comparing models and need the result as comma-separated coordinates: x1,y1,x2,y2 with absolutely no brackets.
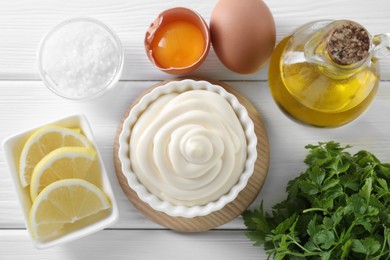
145,7,210,75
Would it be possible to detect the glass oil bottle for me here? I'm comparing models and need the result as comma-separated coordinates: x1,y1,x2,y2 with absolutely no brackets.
268,20,390,127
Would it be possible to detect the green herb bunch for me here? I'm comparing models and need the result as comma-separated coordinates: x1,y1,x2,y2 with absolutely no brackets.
243,142,390,259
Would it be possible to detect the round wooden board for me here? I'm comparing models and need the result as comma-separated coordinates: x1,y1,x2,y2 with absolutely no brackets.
113,78,270,232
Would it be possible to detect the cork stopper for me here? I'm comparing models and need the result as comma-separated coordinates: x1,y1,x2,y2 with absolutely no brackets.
327,22,370,65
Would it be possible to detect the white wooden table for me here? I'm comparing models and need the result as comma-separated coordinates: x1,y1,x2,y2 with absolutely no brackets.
1,0,390,259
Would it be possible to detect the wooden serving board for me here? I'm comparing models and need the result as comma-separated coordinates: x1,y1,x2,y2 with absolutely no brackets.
113,78,270,232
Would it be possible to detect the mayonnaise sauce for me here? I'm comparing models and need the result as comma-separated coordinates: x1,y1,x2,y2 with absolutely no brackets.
129,90,247,206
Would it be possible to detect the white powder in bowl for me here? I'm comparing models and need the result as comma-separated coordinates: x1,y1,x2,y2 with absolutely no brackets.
39,19,123,99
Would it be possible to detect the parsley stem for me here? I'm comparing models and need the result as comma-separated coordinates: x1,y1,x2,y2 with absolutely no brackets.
285,251,320,257
378,228,388,258
302,208,324,214
287,235,314,254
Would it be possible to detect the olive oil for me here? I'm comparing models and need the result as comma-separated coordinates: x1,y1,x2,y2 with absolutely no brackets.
268,29,380,127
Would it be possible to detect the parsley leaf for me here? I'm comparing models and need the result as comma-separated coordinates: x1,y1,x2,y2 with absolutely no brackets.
352,238,381,255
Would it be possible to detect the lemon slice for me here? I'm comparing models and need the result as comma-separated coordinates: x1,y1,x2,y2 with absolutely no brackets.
30,147,101,201
29,179,111,240
19,126,91,187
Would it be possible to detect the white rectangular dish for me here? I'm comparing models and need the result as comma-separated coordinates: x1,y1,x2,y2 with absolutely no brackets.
2,114,119,249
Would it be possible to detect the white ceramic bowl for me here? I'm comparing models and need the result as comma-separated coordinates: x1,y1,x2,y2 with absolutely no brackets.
2,114,119,249
118,79,257,218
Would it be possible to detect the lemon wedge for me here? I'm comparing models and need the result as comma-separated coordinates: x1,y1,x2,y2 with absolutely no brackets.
30,147,101,201
29,179,111,240
19,126,91,187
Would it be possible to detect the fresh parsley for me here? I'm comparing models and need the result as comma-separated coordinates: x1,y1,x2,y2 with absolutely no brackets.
243,142,390,259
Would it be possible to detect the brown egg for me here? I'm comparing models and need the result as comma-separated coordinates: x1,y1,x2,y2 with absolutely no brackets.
210,0,276,74
145,7,211,75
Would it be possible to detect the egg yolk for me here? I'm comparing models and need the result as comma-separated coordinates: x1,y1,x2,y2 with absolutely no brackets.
151,21,205,68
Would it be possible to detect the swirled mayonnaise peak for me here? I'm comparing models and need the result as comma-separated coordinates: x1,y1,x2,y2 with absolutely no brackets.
129,90,247,206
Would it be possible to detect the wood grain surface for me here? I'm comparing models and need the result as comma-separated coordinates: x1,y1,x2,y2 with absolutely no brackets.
0,229,262,260
0,0,389,80
1,0,390,258
113,78,270,232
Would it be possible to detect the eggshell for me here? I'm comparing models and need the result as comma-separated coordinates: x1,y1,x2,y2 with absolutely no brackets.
144,7,210,75
210,0,276,74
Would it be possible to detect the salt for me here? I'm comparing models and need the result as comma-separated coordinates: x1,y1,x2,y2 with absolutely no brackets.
39,19,122,99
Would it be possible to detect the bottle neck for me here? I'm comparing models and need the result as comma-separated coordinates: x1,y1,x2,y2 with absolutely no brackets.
318,54,371,80
304,20,372,79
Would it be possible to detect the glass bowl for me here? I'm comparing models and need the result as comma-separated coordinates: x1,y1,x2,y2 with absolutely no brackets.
37,17,124,100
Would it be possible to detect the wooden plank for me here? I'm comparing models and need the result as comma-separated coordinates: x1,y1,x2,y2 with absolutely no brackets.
0,0,389,80
0,229,267,259
1,80,390,231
